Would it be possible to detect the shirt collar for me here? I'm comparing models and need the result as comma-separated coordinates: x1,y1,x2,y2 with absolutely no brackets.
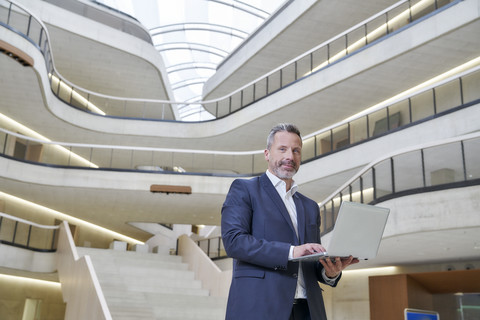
266,170,298,195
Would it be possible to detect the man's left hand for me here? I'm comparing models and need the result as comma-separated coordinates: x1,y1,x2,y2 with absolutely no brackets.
319,256,359,278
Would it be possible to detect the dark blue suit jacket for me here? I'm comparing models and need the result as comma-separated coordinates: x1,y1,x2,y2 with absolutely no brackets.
221,174,340,320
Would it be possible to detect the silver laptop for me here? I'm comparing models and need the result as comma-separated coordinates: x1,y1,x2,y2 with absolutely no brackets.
292,201,390,261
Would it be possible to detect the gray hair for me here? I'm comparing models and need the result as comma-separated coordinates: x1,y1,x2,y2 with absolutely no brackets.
266,123,302,150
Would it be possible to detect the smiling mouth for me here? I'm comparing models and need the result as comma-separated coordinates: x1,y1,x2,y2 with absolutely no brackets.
280,161,296,170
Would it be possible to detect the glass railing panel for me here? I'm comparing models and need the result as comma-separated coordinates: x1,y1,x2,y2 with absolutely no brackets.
171,152,194,172
241,85,255,107
152,150,174,171
88,148,113,168
411,90,435,121
423,142,464,186
110,149,133,170
388,99,411,128
252,153,267,174
296,54,313,79
393,150,424,192
464,138,480,181
302,136,316,161
67,146,95,167
0,131,7,152
4,4,27,34
361,169,375,204
267,69,281,94
435,79,462,113
0,1,8,22
189,153,213,173
350,117,368,144
128,149,157,170
346,25,367,54
320,200,336,234
411,0,437,22
29,226,55,250
230,91,242,113
0,218,16,242
332,123,349,151
26,17,43,45
39,144,64,166
231,154,253,175
327,36,347,64
282,62,297,87
369,108,389,137
215,99,229,118
141,101,165,119
311,45,329,74
462,69,480,104
122,101,146,118
387,1,412,33
316,130,332,155
349,179,363,203
373,159,393,199
365,13,388,44
12,222,29,247
254,78,268,102
0,214,57,251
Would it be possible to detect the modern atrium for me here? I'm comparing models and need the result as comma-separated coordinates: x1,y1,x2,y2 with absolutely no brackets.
0,0,479,319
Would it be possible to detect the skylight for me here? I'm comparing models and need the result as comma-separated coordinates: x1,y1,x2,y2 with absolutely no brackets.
94,0,286,121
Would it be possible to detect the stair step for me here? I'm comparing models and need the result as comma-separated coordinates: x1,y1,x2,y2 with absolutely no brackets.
76,246,226,319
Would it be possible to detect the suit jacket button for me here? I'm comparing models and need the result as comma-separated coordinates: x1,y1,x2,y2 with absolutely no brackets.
292,273,298,278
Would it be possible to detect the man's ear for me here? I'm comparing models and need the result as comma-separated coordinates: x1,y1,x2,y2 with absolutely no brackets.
264,149,269,161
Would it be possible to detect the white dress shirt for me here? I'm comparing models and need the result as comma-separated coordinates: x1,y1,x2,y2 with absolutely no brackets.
265,170,337,299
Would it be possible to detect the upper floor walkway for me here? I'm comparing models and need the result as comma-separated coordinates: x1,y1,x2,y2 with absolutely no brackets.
1,0,479,152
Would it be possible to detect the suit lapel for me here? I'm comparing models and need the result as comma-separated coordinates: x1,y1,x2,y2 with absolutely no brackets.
294,194,306,244
260,174,299,244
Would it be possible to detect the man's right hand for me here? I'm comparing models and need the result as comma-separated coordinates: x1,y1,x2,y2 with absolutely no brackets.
293,243,326,258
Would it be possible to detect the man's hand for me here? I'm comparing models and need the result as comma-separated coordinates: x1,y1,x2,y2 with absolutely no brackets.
319,256,359,278
293,243,326,258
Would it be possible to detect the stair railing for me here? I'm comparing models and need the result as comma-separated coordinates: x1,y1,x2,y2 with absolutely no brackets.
57,221,112,320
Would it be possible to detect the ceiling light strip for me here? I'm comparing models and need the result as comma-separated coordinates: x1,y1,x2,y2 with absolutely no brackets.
0,191,143,245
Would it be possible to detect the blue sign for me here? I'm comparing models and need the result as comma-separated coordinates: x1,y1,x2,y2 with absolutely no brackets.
404,309,439,320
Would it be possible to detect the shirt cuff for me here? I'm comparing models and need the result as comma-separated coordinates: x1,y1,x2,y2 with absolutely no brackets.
288,246,295,260
322,269,340,285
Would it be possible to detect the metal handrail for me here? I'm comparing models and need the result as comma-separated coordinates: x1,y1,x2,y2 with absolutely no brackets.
0,212,59,252
0,0,460,120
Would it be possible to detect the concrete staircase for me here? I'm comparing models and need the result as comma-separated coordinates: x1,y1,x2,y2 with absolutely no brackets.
76,247,227,320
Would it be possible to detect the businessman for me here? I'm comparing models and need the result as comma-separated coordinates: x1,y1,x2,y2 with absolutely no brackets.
221,123,358,320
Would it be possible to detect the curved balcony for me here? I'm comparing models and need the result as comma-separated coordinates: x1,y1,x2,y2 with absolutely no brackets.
0,0,462,121
319,131,480,234
1,66,478,176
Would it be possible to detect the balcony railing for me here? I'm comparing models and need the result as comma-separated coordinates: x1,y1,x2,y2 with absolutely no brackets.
319,132,480,235
196,237,226,260
0,212,59,252
0,0,461,120
1,66,478,176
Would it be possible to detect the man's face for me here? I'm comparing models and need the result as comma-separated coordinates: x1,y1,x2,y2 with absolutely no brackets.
264,131,302,180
